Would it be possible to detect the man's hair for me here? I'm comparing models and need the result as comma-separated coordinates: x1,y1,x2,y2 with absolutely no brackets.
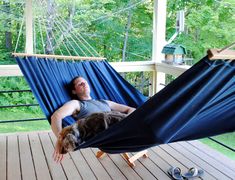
69,76,83,100
69,76,83,91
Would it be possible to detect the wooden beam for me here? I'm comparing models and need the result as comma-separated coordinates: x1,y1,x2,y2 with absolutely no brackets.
207,49,235,60
12,53,106,61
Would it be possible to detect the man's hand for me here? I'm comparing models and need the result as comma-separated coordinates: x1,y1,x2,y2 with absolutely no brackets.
53,137,64,163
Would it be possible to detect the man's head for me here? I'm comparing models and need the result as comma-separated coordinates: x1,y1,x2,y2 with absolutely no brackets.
70,76,91,100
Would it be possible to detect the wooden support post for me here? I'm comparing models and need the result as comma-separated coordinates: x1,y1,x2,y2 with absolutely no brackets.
25,0,33,54
152,0,167,93
96,150,105,158
96,150,148,168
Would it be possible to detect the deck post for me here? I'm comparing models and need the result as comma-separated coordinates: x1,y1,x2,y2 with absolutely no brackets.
152,0,167,93
25,0,34,54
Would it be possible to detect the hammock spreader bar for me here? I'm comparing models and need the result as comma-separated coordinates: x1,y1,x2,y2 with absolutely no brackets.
16,56,235,153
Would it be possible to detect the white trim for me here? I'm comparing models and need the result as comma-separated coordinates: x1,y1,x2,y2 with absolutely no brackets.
152,0,167,62
25,0,34,53
109,61,155,72
0,62,190,77
0,65,23,77
156,62,190,77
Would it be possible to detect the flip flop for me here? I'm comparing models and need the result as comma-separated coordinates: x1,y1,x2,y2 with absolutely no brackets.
167,167,184,180
183,167,204,179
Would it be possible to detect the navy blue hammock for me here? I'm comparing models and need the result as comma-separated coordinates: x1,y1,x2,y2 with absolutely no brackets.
16,56,235,153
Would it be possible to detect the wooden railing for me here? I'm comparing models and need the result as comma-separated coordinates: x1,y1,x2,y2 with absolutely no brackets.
0,61,190,95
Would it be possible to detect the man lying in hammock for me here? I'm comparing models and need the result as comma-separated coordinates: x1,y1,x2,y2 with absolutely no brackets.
51,76,136,162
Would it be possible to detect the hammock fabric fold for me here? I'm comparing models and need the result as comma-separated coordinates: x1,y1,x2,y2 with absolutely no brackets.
16,56,235,153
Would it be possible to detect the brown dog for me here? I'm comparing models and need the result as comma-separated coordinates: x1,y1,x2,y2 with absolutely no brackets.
58,111,127,154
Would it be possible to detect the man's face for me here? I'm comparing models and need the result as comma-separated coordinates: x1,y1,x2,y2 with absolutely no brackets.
72,77,91,98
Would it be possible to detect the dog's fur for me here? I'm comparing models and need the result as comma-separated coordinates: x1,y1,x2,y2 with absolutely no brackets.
58,111,127,154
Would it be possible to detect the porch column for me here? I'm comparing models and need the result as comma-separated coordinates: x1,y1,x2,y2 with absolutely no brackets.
25,0,34,53
151,0,167,94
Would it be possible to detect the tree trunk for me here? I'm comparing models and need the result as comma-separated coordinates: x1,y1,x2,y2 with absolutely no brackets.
53,0,75,53
3,0,12,50
46,0,55,54
68,0,75,27
122,10,132,62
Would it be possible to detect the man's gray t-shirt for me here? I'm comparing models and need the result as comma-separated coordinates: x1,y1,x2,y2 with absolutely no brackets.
74,99,111,119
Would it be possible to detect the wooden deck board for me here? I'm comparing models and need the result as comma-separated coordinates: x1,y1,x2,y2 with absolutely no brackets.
171,142,231,179
80,148,112,180
0,131,234,180
164,143,215,179
132,151,171,180
18,134,36,180
29,133,51,180
39,132,67,180
0,136,6,180
7,135,21,180
189,140,235,172
92,148,127,180
129,152,159,180
70,149,97,180
108,153,142,180
179,141,234,179
152,145,201,179
49,132,83,180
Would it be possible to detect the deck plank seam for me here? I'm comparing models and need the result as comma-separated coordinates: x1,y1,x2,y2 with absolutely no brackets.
48,132,73,180
147,148,173,178
188,141,235,173
26,134,37,179
131,150,172,180
166,143,215,180
130,151,160,180
107,152,141,180
37,133,53,179
178,142,233,179
181,141,235,179
79,149,101,180
67,151,85,179
159,145,189,169
90,149,114,179
90,149,127,180
17,135,23,180
6,136,8,180
119,153,143,179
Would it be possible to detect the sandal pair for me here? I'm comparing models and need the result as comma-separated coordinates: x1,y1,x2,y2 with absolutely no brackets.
168,167,204,180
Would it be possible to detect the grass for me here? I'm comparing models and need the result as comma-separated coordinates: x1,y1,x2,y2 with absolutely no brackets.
0,109,50,133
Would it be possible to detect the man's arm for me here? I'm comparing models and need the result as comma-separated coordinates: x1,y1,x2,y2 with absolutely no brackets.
51,100,80,138
105,100,136,114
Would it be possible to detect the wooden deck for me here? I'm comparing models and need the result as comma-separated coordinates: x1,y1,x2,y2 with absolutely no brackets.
0,131,234,180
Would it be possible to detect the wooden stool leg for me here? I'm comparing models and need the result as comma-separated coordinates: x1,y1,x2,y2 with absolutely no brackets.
142,150,148,158
97,150,148,168
96,150,105,158
122,150,148,167
122,153,135,167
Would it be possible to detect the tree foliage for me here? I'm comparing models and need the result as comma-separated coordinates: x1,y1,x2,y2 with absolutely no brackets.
0,0,234,63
